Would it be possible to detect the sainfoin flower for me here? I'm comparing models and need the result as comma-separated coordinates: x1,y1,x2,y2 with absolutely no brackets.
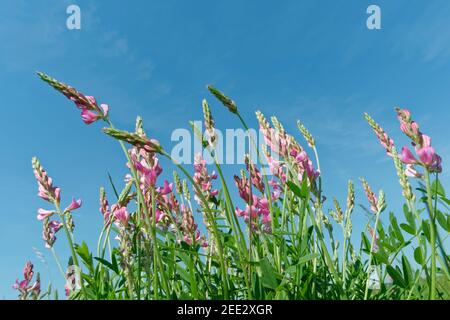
64,198,82,212
42,220,63,248
234,162,271,233
12,261,41,300
256,111,290,158
37,208,54,221
37,72,109,125
32,157,60,204
396,108,442,175
113,205,130,227
179,205,207,247
364,112,395,156
193,153,219,206
235,195,271,233
360,178,378,214
99,187,111,225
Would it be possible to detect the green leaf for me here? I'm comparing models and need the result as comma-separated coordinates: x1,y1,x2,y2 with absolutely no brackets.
400,223,415,235
285,253,319,274
436,210,450,232
94,257,119,274
414,247,424,265
286,181,302,198
372,250,389,265
76,241,93,272
422,220,431,242
403,204,416,233
389,212,405,243
258,257,279,290
386,266,407,288
431,179,445,197
300,173,309,198
401,255,413,286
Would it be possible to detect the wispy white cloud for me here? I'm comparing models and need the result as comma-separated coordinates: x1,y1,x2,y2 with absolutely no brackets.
390,3,450,64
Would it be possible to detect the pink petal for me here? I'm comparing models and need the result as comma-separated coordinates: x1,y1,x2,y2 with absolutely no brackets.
37,208,54,221
399,147,417,164
417,146,435,166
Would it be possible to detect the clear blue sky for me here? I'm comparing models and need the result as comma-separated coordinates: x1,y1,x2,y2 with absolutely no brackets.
1,0,449,299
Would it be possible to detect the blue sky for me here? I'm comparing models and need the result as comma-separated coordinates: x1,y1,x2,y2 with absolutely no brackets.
1,0,449,298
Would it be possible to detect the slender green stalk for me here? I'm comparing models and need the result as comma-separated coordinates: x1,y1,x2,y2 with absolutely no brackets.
364,210,381,300
424,171,437,300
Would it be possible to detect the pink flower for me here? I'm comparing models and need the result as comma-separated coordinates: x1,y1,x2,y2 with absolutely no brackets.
235,207,246,217
113,206,129,226
266,155,286,182
396,109,442,173
417,146,436,166
132,151,163,189
100,104,109,117
42,220,62,248
157,180,173,195
99,188,111,225
80,109,100,124
399,147,417,164
405,164,422,178
235,195,272,233
361,178,378,214
193,153,218,206
32,157,61,204
38,73,110,125
155,209,165,223
13,261,40,299
399,143,442,174
64,198,82,212
23,262,34,283
234,175,250,203
13,279,29,291
48,220,63,232
37,208,54,221
290,147,319,182
245,156,265,193
268,178,282,201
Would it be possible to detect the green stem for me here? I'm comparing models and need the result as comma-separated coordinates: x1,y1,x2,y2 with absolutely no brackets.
364,210,381,300
162,151,229,299
424,171,437,300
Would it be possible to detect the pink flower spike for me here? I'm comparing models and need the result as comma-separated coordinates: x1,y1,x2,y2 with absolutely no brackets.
399,147,417,164
23,262,34,282
65,198,82,212
37,208,54,221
